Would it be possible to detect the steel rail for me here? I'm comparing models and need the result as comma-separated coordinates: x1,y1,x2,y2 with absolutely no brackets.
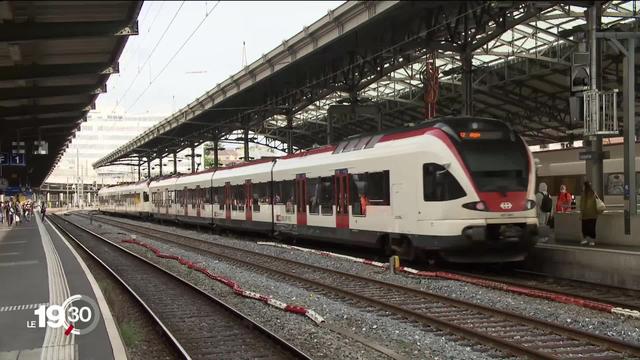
450,270,640,313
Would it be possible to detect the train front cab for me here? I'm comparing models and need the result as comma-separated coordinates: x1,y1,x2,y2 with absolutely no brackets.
411,119,539,263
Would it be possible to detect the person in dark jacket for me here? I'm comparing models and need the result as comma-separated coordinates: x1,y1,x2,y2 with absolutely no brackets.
535,182,552,226
40,201,47,221
580,181,599,246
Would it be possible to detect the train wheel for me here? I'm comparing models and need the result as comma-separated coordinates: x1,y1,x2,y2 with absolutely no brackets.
378,235,393,256
389,236,415,262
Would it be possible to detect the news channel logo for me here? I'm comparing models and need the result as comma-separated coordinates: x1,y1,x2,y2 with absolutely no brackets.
28,295,101,336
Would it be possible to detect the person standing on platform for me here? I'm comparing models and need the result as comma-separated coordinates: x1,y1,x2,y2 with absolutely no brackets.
8,199,15,226
41,201,47,221
580,181,599,246
536,182,552,227
4,201,10,226
555,184,572,213
14,201,22,225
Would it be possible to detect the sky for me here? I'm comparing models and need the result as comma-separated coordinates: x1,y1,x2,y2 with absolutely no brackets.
99,1,344,116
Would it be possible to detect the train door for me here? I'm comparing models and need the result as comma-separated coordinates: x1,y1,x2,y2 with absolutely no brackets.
195,186,201,217
244,180,252,221
183,187,188,216
391,183,405,220
225,182,231,220
165,189,169,215
296,174,307,226
335,169,349,229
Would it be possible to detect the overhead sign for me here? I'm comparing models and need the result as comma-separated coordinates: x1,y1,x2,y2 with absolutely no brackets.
9,154,25,166
0,153,9,165
579,151,610,161
33,140,48,155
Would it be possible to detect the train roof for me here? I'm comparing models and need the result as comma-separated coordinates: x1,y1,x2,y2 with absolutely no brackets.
108,116,508,191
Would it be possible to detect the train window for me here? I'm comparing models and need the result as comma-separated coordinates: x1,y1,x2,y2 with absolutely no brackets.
143,192,149,202
252,182,269,212
350,174,364,215
211,186,219,204
368,171,390,205
273,182,283,204
333,141,348,154
212,186,225,210
204,187,212,204
273,180,294,209
178,190,184,208
355,136,371,150
307,177,321,214
232,184,245,211
342,139,359,153
284,180,295,214
457,138,528,192
319,176,334,215
364,134,383,149
423,163,466,201
350,171,390,212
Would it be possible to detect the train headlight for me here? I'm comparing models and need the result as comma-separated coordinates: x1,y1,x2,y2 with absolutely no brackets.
525,200,537,210
462,201,487,211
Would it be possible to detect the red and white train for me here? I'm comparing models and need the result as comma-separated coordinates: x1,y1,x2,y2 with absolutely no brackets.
98,117,539,263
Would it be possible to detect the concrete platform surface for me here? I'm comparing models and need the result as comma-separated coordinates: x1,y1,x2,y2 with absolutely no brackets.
0,215,125,360
524,240,640,291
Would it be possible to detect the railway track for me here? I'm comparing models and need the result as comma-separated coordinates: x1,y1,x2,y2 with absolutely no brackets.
75,213,640,359
49,214,310,360
450,269,640,313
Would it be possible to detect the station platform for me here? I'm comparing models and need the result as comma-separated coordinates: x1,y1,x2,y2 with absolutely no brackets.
522,237,640,291
0,214,125,360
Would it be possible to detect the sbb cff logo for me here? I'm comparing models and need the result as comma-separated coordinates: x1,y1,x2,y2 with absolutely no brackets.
28,295,101,336
500,201,513,210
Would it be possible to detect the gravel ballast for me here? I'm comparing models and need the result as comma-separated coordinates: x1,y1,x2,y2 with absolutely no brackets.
73,213,640,349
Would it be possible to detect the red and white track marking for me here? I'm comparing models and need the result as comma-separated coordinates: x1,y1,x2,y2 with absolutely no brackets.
121,239,325,325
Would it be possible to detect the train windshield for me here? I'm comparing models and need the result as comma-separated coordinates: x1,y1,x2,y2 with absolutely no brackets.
457,138,529,193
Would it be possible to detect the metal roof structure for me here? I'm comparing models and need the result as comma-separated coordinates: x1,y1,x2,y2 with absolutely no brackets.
94,1,639,170
1,0,142,188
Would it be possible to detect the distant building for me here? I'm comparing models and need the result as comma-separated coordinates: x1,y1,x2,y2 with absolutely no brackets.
45,111,165,186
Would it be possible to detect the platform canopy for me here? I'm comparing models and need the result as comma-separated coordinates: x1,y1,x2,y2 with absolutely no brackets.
94,1,639,170
0,0,142,188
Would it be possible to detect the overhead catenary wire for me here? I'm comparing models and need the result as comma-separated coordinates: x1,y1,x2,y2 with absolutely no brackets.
104,2,155,97
124,1,221,114
146,1,166,33
110,1,186,114
124,1,167,60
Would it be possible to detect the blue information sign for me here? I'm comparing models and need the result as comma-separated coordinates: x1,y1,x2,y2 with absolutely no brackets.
0,153,9,165
9,154,25,166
